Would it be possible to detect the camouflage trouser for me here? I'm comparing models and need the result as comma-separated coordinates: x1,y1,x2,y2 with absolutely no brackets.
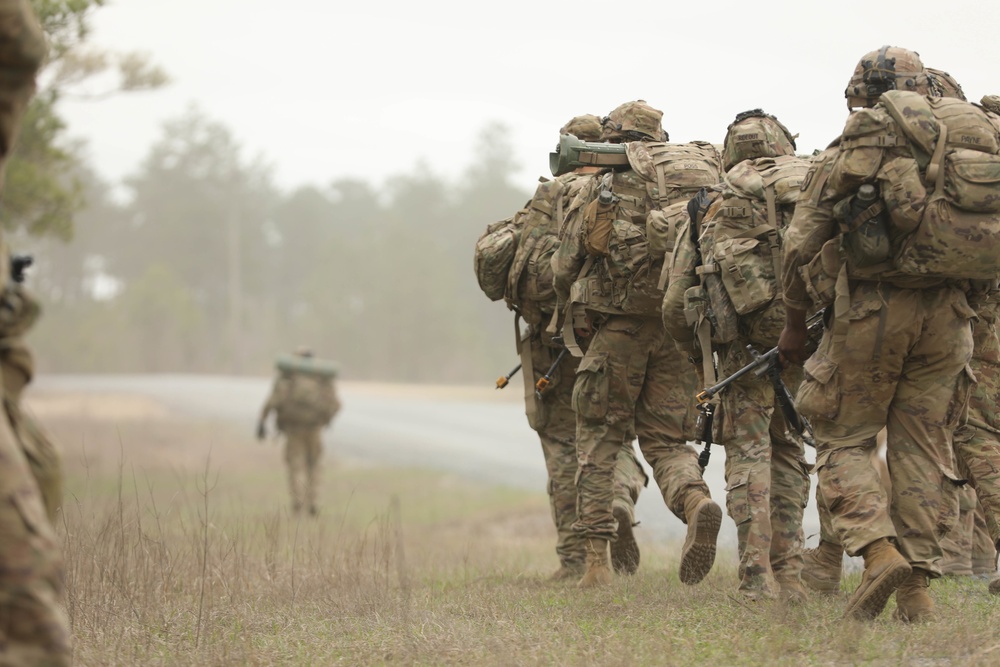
717,343,810,594
526,337,647,568
0,408,71,665
572,315,707,541
797,283,973,576
283,426,323,512
815,437,888,545
940,484,977,576
972,501,998,574
953,309,1000,551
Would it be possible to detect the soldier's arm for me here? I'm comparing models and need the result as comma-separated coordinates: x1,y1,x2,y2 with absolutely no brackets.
782,151,839,312
662,218,699,346
0,0,45,166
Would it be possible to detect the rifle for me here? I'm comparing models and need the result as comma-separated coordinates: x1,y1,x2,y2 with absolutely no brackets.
695,313,825,450
496,363,521,389
535,347,568,398
10,254,32,284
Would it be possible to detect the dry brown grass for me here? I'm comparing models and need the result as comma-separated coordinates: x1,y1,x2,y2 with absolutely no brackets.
32,391,1000,666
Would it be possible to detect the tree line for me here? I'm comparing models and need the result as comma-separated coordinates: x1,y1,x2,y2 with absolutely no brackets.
19,112,533,381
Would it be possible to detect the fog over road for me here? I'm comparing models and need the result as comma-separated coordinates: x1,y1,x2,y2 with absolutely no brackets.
36,374,824,550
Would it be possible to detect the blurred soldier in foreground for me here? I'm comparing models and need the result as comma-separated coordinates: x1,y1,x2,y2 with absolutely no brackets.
552,101,723,588
779,46,998,621
257,347,341,516
474,114,648,580
663,110,812,601
0,0,73,663
0,257,63,522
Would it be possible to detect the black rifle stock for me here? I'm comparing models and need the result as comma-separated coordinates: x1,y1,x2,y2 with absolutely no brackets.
695,313,824,451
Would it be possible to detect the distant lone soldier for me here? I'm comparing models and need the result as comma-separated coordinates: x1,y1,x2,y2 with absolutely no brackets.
257,346,341,516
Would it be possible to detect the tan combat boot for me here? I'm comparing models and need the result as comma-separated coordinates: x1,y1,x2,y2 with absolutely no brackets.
549,562,584,582
775,574,809,605
893,568,935,623
801,540,844,594
843,538,911,621
989,577,1000,595
577,539,613,588
679,491,722,585
610,503,640,576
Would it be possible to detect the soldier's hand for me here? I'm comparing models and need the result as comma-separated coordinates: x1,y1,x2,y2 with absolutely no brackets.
256,422,266,440
778,306,810,367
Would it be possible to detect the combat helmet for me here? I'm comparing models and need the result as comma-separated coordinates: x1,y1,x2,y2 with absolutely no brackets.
926,68,967,101
845,46,930,110
721,109,797,171
601,100,668,143
560,114,603,142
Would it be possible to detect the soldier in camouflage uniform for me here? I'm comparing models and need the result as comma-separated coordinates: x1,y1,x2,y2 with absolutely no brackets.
663,110,811,602
552,101,722,588
0,280,63,524
0,1,73,663
475,115,648,580
779,46,982,622
257,347,341,516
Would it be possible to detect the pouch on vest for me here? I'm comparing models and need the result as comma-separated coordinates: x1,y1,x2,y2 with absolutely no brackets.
583,190,618,256
714,236,777,315
835,185,891,269
646,200,689,262
944,149,1000,213
801,237,842,309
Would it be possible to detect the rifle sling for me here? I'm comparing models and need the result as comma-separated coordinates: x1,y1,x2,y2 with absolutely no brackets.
514,314,539,424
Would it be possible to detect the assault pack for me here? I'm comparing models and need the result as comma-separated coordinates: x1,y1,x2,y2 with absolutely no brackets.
275,373,338,429
687,155,811,348
568,141,722,319
804,90,1000,293
473,172,596,326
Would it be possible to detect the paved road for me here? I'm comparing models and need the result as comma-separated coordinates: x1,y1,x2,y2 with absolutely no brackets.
35,374,825,549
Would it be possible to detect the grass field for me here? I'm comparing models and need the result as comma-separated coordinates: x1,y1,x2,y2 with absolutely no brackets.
32,391,1000,666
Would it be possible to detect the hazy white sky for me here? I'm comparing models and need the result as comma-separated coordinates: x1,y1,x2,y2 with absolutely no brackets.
59,0,1000,193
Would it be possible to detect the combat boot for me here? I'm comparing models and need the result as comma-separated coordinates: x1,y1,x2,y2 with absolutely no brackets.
610,503,640,576
775,574,809,605
894,568,935,623
989,577,1000,595
801,540,844,594
843,538,911,621
577,539,612,588
549,561,585,582
679,491,722,585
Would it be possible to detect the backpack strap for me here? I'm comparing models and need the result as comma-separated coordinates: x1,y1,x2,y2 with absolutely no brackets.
925,122,950,190
762,185,783,300
560,256,595,358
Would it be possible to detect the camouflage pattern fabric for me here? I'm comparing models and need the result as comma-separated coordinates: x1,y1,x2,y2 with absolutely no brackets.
716,343,810,597
792,282,971,575
0,286,62,523
953,300,1000,549
526,335,647,569
0,2,72,664
283,425,323,514
972,501,998,574
939,484,977,576
982,95,1000,116
569,314,708,541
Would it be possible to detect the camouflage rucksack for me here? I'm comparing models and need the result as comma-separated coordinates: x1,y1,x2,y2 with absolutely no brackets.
505,173,595,326
571,141,722,317
875,90,1000,279
474,207,527,301
276,373,338,428
693,155,810,346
